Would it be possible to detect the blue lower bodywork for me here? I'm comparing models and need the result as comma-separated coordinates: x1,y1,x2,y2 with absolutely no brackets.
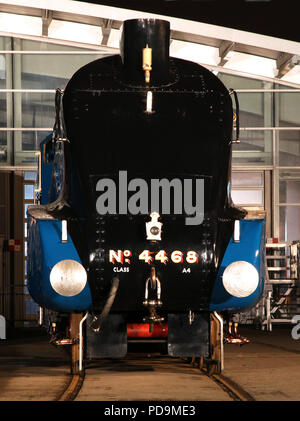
27,216,93,312
27,215,265,314
209,218,265,312
29,138,265,314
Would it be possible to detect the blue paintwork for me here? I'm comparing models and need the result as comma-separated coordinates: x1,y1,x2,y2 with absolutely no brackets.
31,135,265,314
40,133,65,205
209,219,265,312
27,216,93,312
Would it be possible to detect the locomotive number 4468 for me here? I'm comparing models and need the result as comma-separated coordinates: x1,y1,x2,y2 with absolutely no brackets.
109,249,199,265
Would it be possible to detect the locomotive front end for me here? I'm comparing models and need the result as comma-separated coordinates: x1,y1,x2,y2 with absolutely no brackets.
27,18,265,371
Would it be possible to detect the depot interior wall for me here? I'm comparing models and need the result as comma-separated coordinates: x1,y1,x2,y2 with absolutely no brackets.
0,37,300,236
219,74,265,117
0,21,299,325
20,40,106,80
1,33,300,243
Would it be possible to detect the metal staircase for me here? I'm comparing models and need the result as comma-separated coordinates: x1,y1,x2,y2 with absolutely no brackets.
262,240,300,331
232,239,300,330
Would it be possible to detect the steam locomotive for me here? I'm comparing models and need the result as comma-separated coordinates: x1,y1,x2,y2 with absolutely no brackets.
27,18,265,373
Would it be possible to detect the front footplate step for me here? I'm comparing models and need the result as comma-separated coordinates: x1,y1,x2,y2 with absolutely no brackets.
167,312,210,357
203,358,221,376
86,314,127,359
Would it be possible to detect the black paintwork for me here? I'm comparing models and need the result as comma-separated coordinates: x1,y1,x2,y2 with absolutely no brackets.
120,19,170,86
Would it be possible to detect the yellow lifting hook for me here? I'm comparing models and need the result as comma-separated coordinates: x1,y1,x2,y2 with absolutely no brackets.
143,44,152,84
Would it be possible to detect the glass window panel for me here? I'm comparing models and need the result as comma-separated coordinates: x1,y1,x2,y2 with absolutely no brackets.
0,36,12,51
276,90,300,127
24,184,34,200
232,92,268,127
24,240,27,257
0,132,7,164
232,171,263,187
19,38,93,52
0,54,6,90
21,130,52,152
24,259,27,275
24,203,30,217
232,130,273,166
0,130,51,167
218,74,272,127
24,222,27,238
20,54,107,90
231,189,263,206
0,131,6,145
24,171,37,181
218,73,264,90
279,171,300,204
0,92,7,128
279,206,300,242
278,130,300,166
20,92,55,129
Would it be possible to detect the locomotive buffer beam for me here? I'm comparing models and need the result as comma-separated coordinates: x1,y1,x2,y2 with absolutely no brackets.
206,312,224,375
70,313,83,375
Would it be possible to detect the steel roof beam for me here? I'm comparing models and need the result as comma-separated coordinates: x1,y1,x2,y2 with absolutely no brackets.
0,1,299,70
42,9,52,37
101,18,113,46
276,53,300,78
218,40,235,66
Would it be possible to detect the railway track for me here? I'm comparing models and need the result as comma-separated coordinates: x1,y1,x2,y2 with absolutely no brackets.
2,329,299,401
189,357,255,401
57,372,85,401
210,373,254,401
57,353,255,402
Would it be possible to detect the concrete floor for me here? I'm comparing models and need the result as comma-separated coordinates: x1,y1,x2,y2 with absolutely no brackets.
0,325,299,401
223,326,300,401
0,331,70,401
76,356,232,401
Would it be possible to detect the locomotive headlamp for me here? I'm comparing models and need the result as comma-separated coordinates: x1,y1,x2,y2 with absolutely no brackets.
50,260,87,297
150,226,160,235
222,261,259,298
146,212,162,241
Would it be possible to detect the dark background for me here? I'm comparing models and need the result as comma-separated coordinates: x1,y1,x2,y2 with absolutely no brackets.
74,1,300,43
